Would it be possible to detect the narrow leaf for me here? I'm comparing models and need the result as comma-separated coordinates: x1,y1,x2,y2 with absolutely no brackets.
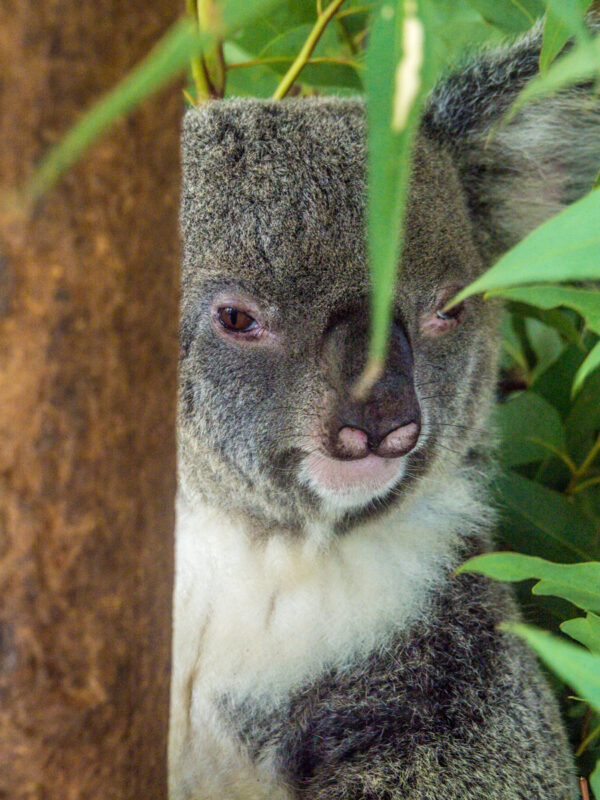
573,339,600,394
495,471,596,560
451,189,600,304
488,285,600,335
365,0,436,378
540,0,592,71
463,0,544,33
493,391,565,467
504,623,600,714
591,760,600,799
561,613,600,652
458,552,600,611
23,18,203,202
22,0,281,201
509,34,600,119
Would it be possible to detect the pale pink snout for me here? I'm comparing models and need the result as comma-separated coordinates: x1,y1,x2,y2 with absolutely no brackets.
336,422,420,460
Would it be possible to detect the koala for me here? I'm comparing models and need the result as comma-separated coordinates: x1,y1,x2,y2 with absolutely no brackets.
169,26,600,800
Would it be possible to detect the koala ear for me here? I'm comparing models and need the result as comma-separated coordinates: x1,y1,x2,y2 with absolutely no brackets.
423,26,600,261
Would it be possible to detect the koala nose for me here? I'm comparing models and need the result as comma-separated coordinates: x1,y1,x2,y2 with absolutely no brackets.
376,421,420,458
335,421,420,460
336,426,369,458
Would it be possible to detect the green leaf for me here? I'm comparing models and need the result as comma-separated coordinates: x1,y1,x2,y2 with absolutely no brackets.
533,343,587,417
504,623,600,714
495,471,597,560
457,552,600,611
498,512,580,564
591,760,600,799
417,0,504,59
463,0,544,33
23,18,203,202
566,368,600,462
574,340,600,395
452,189,600,304
493,391,565,466
233,0,317,56
506,301,582,346
258,24,363,88
224,41,281,97
22,0,281,201
222,0,290,30
561,613,600,652
509,34,600,117
487,285,600,335
540,0,592,71
365,0,438,371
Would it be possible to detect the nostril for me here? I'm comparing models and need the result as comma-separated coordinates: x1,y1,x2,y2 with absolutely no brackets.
376,422,420,458
336,426,369,459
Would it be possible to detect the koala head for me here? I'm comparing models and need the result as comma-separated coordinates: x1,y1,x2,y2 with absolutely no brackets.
178,34,600,534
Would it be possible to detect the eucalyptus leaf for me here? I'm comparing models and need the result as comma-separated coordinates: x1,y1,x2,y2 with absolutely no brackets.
487,285,600,334
498,511,581,564
494,391,565,466
365,0,438,372
504,622,600,713
566,368,600,462
506,301,582,346
452,189,600,304
573,339,600,394
258,23,363,87
233,0,316,56
463,0,544,33
591,760,600,798
457,552,600,611
508,34,600,118
494,472,597,560
561,613,600,652
23,18,204,202
23,0,282,201
224,41,281,97
533,343,587,417
540,0,592,71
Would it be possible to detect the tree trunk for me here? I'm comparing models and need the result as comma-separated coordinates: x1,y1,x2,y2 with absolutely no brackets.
0,2,180,798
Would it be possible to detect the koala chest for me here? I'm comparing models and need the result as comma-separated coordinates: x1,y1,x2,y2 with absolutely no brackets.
168,495,469,800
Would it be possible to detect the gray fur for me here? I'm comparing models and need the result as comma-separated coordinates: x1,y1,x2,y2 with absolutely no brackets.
171,25,598,800
224,563,574,800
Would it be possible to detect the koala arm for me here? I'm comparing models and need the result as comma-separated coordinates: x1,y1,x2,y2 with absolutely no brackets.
234,575,577,800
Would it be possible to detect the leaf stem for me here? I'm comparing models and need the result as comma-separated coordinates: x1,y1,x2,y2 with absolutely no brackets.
576,720,600,757
570,474,600,494
272,0,348,99
228,55,362,70
568,432,600,492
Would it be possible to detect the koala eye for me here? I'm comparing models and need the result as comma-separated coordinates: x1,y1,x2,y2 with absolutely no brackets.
436,302,464,322
420,296,466,337
218,307,257,333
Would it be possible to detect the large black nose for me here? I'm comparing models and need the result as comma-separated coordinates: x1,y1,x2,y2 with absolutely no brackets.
322,308,422,460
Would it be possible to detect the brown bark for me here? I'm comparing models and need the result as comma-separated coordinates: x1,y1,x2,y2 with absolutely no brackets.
0,2,180,798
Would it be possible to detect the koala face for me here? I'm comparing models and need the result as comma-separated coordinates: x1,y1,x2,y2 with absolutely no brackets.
178,98,501,530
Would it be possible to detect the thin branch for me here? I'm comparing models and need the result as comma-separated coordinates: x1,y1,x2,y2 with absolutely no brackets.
337,4,372,17
568,431,600,492
228,55,363,70
576,720,600,757
580,777,590,800
273,0,348,99
570,474,600,494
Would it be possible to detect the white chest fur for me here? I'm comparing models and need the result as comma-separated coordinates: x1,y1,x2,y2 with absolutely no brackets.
168,475,487,800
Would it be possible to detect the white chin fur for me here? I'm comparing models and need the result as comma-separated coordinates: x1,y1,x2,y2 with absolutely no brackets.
299,451,408,513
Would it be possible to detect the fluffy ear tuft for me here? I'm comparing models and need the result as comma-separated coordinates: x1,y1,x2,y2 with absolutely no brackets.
423,24,600,261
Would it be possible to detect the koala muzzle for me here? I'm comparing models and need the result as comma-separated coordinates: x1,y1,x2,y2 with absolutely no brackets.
324,311,421,461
